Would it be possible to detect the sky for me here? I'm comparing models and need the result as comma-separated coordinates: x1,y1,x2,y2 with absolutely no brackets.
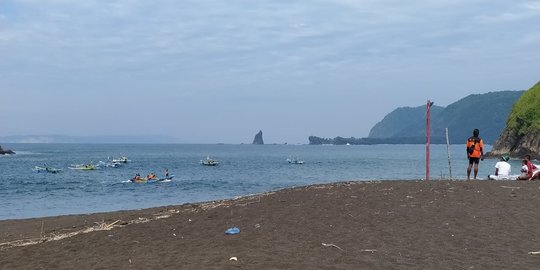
1,0,539,144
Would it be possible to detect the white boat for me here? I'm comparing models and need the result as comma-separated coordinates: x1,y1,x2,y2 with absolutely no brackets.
201,156,219,166
112,156,130,163
287,157,304,164
33,166,62,173
98,161,122,168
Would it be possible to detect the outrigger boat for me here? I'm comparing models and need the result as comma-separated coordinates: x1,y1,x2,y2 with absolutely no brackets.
33,166,62,173
112,156,130,163
68,164,96,170
201,156,219,166
287,157,304,164
98,160,122,168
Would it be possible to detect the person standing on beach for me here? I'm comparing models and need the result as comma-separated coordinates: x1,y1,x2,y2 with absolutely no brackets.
466,129,484,180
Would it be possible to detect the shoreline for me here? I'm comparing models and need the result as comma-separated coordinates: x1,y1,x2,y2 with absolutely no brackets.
2,180,540,269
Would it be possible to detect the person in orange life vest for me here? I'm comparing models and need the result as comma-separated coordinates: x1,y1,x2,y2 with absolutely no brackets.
466,129,484,180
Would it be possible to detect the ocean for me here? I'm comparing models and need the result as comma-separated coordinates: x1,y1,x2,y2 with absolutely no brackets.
0,143,510,220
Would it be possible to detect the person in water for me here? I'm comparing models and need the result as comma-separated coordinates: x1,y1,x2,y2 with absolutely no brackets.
165,168,169,177
466,129,484,180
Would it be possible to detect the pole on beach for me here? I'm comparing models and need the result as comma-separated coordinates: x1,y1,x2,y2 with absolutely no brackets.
445,127,453,179
426,100,433,182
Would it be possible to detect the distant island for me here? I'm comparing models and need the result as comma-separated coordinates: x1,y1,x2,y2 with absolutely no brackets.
308,136,446,145
309,90,524,145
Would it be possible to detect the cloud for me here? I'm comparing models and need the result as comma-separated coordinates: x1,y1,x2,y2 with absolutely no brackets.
1,0,539,141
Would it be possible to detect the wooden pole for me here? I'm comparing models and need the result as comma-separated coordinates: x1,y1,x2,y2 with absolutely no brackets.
426,100,432,182
446,127,452,179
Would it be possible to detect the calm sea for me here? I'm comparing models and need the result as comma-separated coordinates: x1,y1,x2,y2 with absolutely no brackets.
0,143,508,220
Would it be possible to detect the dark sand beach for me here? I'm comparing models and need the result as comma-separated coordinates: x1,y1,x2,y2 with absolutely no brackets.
2,180,540,269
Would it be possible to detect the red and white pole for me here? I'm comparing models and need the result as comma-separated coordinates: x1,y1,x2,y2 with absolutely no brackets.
426,100,432,182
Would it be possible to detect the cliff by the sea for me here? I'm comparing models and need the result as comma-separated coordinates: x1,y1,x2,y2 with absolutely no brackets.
489,81,540,159
252,130,264,145
0,145,15,155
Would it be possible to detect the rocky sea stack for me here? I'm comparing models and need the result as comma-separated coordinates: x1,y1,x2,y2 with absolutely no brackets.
0,145,15,155
252,130,264,145
490,81,540,159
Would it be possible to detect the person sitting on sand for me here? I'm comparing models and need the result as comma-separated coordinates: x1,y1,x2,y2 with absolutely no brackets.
519,155,538,181
518,160,529,180
488,155,511,180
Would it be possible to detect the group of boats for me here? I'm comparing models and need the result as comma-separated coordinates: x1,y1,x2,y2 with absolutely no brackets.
32,156,130,173
33,154,304,184
200,156,305,166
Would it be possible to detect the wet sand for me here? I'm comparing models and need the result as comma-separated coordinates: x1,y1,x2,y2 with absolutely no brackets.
2,180,540,269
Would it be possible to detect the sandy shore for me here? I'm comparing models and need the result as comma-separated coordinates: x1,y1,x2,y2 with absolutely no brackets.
2,180,540,269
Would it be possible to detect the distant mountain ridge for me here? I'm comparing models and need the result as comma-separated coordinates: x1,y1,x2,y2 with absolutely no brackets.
0,134,182,144
368,90,524,144
368,105,445,138
309,90,524,145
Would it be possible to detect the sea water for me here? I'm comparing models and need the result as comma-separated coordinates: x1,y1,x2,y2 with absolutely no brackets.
0,143,509,220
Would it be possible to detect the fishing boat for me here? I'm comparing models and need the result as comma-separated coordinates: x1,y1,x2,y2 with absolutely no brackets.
33,166,62,173
68,164,96,170
112,156,130,163
98,160,122,168
287,157,304,164
201,156,219,166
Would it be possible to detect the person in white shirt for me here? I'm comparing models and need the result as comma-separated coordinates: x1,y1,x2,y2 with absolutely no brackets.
488,155,511,180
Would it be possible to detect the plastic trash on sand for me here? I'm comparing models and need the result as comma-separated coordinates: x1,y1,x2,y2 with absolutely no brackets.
225,227,240,235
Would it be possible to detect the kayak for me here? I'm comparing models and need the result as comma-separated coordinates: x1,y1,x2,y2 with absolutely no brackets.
130,175,174,183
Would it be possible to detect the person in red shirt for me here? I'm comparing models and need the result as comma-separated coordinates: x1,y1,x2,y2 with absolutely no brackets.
519,154,538,180
466,129,484,180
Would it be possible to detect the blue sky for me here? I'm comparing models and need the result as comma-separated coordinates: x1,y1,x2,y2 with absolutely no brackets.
1,0,539,143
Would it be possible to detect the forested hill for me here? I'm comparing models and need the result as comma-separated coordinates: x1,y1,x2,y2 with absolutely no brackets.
368,105,444,138
309,90,524,145
369,90,524,144
489,82,540,158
